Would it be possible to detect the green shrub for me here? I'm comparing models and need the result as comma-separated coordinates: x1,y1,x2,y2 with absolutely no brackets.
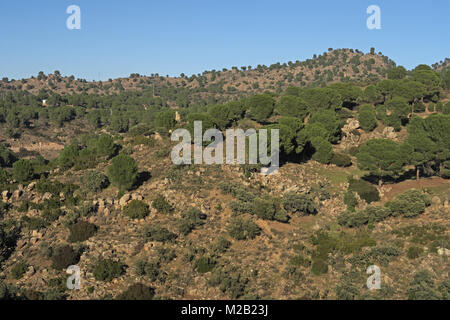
22,216,49,230
151,194,172,214
338,205,392,228
407,246,424,259
93,259,124,281
338,210,368,228
386,189,430,218
228,217,261,240
94,135,118,158
11,260,28,279
331,153,352,167
211,237,231,254
408,270,442,300
443,101,450,114
135,260,164,282
246,94,275,122
58,144,79,170
435,101,443,112
107,154,138,191
208,266,248,299
83,171,109,193
142,225,177,242
311,137,334,164
0,144,17,167
218,182,255,202
123,200,149,219
68,220,97,242
177,208,206,235
51,245,80,270
12,159,35,183
251,198,287,221
343,191,358,211
0,201,9,217
358,104,377,131
348,178,380,203
0,167,10,186
366,205,392,222
413,101,426,113
116,283,155,300
336,280,360,300
311,259,328,275
282,192,317,214
290,255,311,267
193,257,216,273
348,246,400,269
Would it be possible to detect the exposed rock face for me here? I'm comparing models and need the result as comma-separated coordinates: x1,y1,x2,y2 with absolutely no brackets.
119,193,131,207
42,192,53,201
339,118,361,150
175,111,181,122
382,127,397,140
343,118,360,133
26,182,36,192
12,189,23,200
2,190,10,201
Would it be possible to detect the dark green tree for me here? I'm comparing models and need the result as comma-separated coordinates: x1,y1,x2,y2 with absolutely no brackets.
358,104,377,131
12,159,35,183
107,154,138,191
246,94,275,122
356,139,407,185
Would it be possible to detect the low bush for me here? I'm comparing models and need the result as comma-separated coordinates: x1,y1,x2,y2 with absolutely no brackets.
343,191,358,211
142,225,177,242
282,192,317,214
348,178,380,203
177,208,206,235
93,259,125,281
338,205,392,228
331,153,352,167
12,159,35,183
123,200,149,219
311,259,328,275
193,257,216,273
208,266,248,299
68,220,97,242
228,217,261,240
407,246,424,259
135,260,165,282
407,270,442,300
151,194,172,214
386,189,430,218
11,260,28,279
83,171,109,193
251,198,288,222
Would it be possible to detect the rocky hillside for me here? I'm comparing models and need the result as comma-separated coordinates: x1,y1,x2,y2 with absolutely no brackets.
1,48,395,99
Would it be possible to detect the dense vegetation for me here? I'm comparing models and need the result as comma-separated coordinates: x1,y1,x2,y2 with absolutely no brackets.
0,50,449,300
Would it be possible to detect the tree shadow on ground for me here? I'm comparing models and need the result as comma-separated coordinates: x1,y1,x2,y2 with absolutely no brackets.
133,171,151,189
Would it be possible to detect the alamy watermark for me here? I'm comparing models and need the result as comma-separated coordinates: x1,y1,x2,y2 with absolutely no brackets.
171,121,280,175
66,265,81,290
366,5,381,30
66,5,81,30
366,265,381,290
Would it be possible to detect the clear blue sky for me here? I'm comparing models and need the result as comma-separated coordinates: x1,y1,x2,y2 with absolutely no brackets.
0,0,448,81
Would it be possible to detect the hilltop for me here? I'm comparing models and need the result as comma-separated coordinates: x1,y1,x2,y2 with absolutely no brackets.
1,48,396,101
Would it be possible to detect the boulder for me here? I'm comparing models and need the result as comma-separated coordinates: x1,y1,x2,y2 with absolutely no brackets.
119,194,131,206
2,190,10,201
12,189,23,200
42,192,53,201
26,182,37,192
